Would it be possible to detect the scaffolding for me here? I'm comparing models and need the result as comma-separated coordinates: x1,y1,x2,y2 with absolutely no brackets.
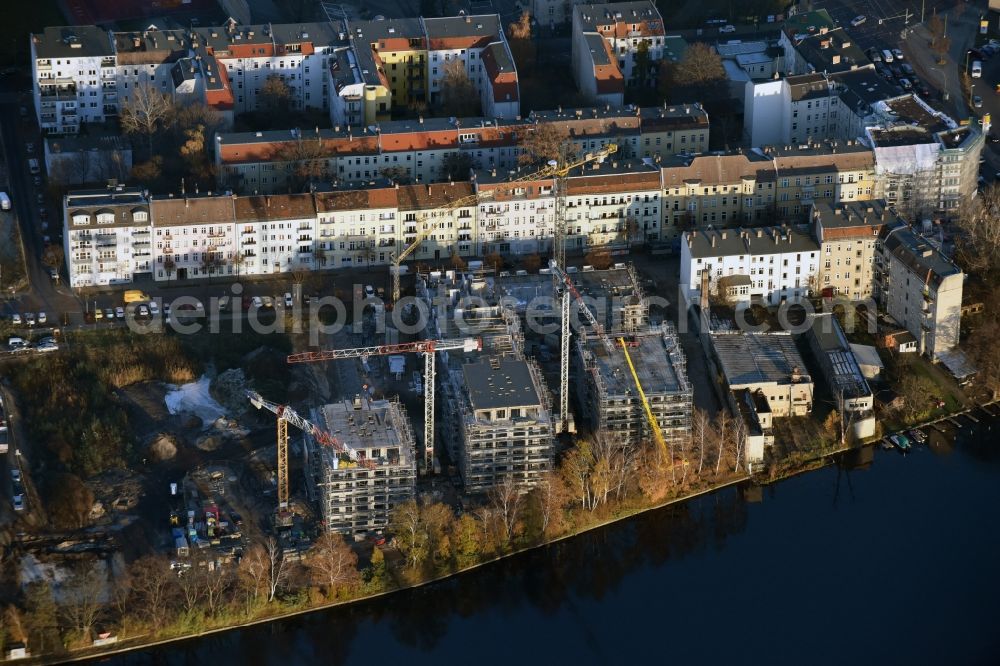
307,398,417,535
577,323,692,449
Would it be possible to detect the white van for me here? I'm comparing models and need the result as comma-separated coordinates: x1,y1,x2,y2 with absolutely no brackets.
972,60,983,78
0,192,9,210
27,158,39,175
882,49,894,63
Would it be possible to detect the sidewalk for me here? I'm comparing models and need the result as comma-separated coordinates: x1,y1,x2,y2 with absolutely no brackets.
903,6,980,121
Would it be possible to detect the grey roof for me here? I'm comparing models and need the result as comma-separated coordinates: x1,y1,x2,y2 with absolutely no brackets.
685,226,819,259
574,1,664,34
463,358,541,410
793,27,871,74
882,223,962,289
716,40,771,58
65,187,147,208
787,73,831,102
712,333,810,386
812,199,898,232
585,33,611,66
32,26,114,59
849,343,884,369
831,68,896,110
880,94,952,133
171,58,197,88
807,314,871,399
424,14,501,39
348,17,424,43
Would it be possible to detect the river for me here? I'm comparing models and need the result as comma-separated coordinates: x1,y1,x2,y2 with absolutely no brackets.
108,418,1000,666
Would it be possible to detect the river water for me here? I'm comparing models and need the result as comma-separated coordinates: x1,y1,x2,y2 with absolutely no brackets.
110,418,1000,666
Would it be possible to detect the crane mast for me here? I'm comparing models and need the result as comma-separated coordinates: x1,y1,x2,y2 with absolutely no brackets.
287,337,482,473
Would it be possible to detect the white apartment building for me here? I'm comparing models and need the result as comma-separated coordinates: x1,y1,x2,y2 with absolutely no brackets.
150,195,238,282
63,186,152,288
314,188,402,269
745,73,837,148
571,1,666,105
473,172,556,256
233,193,318,276
31,26,117,134
564,160,663,251
877,223,964,360
680,226,820,308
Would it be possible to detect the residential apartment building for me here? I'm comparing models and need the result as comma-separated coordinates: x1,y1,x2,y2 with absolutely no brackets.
32,16,516,135
473,171,556,256
306,398,417,535
563,159,663,250
877,222,964,359
572,1,666,106
150,194,238,282
214,104,709,194
63,186,152,287
811,199,892,300
866,95,983,218
780,23,871,77
745,73,837,147
31,26,117,134
458,357,556,493
314,187,401,269
766,141,876,220
679,225,820,308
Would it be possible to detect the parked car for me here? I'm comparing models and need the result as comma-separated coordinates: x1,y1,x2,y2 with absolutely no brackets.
32,176,41,187
104,308,114,319
365,285,375,298
851,15,866,26
115,306,125,319
37,339,58,353
719,24,736,33
36,312,46,324
148,301,160,316
25,142,34,154
284,292,293,308
13,495,23,511
973,95,983,108
8,337,28,352
892,48,904,61
94,308,104,320
251,295,263,308
901,63,915,75
261,296,273,308
899,78,912,90
47,267,58,280
24,312,34,326
11,469,20,483
11,313,20,326
137,304,149,317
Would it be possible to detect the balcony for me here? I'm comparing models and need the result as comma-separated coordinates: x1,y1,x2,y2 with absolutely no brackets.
39,89,78,102
36,59,51,70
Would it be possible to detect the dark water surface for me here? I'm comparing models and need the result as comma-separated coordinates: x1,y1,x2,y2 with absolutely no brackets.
110,420,1000,666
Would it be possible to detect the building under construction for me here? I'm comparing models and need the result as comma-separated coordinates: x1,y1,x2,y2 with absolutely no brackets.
417,268,556,492
575,323,693,448
305,398,416,535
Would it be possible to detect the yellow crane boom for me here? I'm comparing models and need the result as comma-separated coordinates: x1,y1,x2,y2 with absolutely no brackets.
618,337,668,457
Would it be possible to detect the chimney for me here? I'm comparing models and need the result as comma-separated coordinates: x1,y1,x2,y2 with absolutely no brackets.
756,229,763,238
720,231,727,240
711,235,716,247
266,195,271,207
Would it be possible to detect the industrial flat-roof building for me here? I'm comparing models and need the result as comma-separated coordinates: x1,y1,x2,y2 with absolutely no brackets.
805,313,876,439
306,398,416,535
710,331,814,417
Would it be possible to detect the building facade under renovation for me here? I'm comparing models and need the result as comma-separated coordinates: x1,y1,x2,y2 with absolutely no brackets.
305,398,416,535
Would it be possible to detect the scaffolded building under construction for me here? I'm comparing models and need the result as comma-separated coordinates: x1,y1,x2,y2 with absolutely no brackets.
417,268,556,492
576,323,693,449
305,397,416,535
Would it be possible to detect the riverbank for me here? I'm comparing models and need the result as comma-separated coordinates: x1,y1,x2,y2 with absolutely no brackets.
50,401,998,664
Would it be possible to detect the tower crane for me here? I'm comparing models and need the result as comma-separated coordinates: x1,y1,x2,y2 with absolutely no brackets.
287,337,482,473
548,260,668,456
388,143,619,305
246,390,374,525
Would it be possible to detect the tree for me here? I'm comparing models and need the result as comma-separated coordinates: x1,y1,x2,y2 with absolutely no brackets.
47,473,94,529
389,499,428,569
130,157,164,185
440,59,478,117
928,14,951,64
449,251,467,271
508,12,536,75
485,252,504,271
521,253,542,272
363,547,388,590
451,513,482,568
660,42,726,102
955,184,1000,281
440,151,474,181
260,75,292,113
307,533,360,599
61,567,105,645
489,475,523,547
517,122,575,167
120,82,175,154
277,137,331,191
127,556,174,628
162,256,177,281
691,407,715,477
23,581,61,654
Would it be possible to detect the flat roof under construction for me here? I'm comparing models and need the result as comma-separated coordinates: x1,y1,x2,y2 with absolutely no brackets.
463,358,541,410
315,399,414,466
583,329,688,399
712,333,809,386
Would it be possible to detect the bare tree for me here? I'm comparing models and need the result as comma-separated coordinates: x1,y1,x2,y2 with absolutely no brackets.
263,537,288,602
120,82,175,154
389,499,428,569
955,184,1000,281
61,567,106,644
307,533,360,598
692,407,714,478
507,11,535,75
128,556,174,628
278,137,331,191
238,543,270,611
714,409,731,475
440,59,478,117
489,475,524,546
260,75,292,113
517,122,575,167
